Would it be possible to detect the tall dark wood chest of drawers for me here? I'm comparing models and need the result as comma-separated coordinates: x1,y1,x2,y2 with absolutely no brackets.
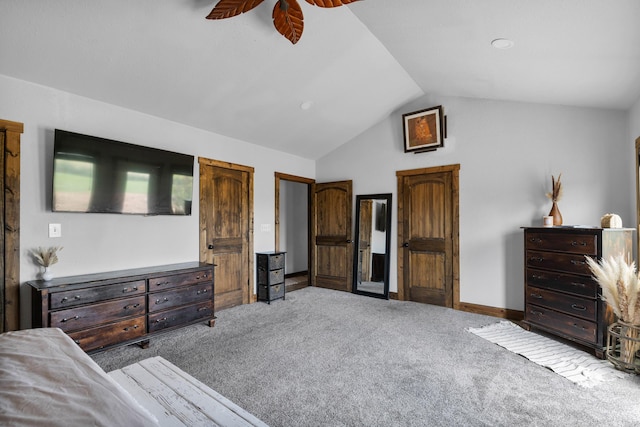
28,262,215,353
256,251,286,303
522,227,634,358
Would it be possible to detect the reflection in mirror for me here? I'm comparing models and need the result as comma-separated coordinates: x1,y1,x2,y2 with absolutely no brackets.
353,193,392,299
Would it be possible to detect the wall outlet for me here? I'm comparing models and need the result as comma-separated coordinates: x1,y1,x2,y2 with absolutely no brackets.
49,223,62,238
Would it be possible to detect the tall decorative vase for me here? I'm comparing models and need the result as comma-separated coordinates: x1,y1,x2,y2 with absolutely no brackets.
41,267,53,281
549,202,563,226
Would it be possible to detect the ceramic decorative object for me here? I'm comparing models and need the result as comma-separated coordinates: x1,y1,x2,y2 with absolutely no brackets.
548,201,563,226
545,174,563,226
41,267,53,281
601,213,623,228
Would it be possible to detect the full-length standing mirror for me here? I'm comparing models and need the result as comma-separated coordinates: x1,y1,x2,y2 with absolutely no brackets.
353,193,392,299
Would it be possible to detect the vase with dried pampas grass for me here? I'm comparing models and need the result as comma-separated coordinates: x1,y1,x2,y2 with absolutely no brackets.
587,254,640,372
30,246,63,281
545,173,563,225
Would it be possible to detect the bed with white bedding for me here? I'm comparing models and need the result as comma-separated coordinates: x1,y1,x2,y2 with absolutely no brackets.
0,328,267,427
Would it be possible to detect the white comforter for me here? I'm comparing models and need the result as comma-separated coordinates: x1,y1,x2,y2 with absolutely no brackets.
0,328,158,427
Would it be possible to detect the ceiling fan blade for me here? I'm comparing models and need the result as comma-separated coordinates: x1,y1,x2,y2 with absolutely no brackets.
304,0,359,7
206,0,265,19
273,0,304,44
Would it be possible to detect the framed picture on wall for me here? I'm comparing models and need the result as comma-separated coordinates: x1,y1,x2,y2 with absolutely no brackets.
402,105,444,153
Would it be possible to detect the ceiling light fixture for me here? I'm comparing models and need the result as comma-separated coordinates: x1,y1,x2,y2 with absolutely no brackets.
491,38,515,50
206,0,360,45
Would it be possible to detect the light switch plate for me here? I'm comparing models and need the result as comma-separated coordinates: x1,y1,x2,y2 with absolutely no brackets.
49,223,62,238
260,224,271,232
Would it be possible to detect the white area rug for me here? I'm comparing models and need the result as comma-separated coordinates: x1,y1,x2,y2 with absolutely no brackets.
468,321,628,387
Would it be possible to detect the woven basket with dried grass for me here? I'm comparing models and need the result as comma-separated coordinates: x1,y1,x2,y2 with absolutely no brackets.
587,254,640,372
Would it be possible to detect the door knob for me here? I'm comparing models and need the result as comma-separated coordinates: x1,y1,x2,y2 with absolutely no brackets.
208,244,214,249
402,242,409,248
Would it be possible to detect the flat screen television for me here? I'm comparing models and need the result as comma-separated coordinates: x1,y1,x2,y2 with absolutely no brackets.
52,129,194,215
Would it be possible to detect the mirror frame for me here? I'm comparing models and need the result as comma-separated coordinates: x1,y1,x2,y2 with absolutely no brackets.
352,193,392,299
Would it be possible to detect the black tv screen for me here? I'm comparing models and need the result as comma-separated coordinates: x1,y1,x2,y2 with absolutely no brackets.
52,129,194,215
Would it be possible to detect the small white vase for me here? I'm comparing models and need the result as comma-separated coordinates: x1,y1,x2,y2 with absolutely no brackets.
41,267,53,281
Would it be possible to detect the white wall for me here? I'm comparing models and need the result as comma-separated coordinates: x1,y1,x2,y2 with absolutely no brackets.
317,94,632,311
0,75,315,327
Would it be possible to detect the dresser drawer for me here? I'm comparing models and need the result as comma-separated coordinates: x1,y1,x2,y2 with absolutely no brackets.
527,286,596,321
258,268,284,285
258,283,285,301
148,284,212,312
526,268,598,298
68,316,146,352
258,253,285,270
50,295,146,332
525,232,597,255
526,304,597,344
51,280,146,309
148,301,214,332
148,270,213,291
526,250,594,275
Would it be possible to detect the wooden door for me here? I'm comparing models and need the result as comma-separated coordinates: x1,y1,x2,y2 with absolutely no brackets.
357,199,373,283
312,180,353,291
397,165,459,307
199,159,254,310
0,119,22,332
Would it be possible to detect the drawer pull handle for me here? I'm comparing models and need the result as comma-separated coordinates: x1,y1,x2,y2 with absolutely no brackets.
530,293,542,299
124,303,141,310
123,286,139,293
61,315,80,322
61,295,82,303
123,325,140,332
570,260,586,266
570,282,586,288
156,281,170,287
571,304,587,311
529,238,542,243
531,274,545,280
155,297,169,304
197,289,209,295
155,317,168,323
571,241,587,246
530,257,543,263
74,339,81,345
530,310,543,316
197,307,211,312
572,323,586,330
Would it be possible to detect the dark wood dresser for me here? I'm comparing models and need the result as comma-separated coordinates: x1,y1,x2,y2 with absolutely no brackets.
256,251,286,303
28,262,215,353
522,227,634,358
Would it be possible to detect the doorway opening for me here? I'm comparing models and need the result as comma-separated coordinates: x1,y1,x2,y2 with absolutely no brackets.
275,173,314,292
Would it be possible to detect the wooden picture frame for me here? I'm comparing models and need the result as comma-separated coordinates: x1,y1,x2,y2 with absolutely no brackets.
402,105,444,153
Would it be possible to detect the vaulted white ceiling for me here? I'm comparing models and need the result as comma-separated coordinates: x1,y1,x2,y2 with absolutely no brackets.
2,1,639,159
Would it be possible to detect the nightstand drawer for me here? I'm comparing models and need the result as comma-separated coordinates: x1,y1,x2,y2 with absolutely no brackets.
149,270,213,290
50,295,145,332
525,232,597,255
258,283,284,301
68,316,146,352
526,250,593,276
148,301,214,332
51,280,146,309
258,268,284,285
258,253,285,270
149,284,212,312
526,268,598,298
526,304,597,344
527,286,596,321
